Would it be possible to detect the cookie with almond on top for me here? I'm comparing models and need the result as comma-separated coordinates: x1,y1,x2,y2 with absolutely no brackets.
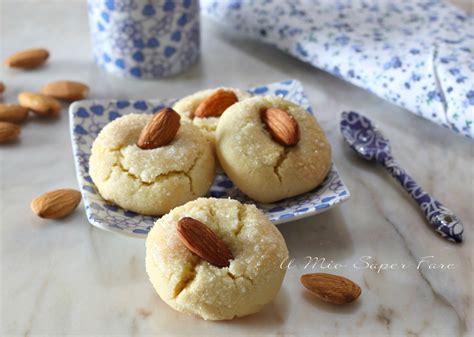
173,87,252,146
89,108,215,216
216,95,332,203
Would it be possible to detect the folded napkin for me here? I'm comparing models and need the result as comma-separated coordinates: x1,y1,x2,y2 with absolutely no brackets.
202,0,474,138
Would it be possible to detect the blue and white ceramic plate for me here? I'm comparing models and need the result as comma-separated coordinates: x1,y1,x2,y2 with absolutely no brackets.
70,80,350,238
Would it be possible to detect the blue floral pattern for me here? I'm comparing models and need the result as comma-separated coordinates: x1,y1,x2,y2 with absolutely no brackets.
202,0,474,139
69,80,350,238
341,111,463,242
88,0,200,78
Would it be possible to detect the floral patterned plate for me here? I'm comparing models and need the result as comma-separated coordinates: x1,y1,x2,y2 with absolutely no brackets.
70,80,350,238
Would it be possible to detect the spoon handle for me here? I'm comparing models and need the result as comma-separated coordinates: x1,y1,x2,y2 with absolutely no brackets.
381,156,463,242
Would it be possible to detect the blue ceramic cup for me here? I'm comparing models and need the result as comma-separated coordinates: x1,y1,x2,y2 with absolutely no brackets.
87,0,200,78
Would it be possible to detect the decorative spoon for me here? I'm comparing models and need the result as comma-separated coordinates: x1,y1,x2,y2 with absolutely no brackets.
340,111,463,243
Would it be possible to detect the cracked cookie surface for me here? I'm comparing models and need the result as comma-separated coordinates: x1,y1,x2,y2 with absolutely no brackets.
145,197,288,320
216,95,332,203
172,87,251,146
89,114,215,216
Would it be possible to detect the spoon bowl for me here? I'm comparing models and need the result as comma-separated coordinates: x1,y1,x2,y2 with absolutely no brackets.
340,111,391,162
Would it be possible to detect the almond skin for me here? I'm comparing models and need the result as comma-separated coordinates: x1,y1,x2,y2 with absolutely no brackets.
0,104,29,123
261,107,300,146
31,188,82,219
193,89,239,118
0,81,5,94
18,92,61,117
137,107,180,149
0,122,21,143
4,48,49,69
177,217,234,268
41,80,89,101
301,273,361,304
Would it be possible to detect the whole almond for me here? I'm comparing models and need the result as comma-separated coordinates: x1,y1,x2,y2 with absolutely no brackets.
137,107,180,149
0,122,21,143
18,92,61,117
0,81,4,94
300,273,361,304
31,188,81,219
0,104,29,123
177,217,234,268
194,89,238,118
261,107,300,146
41,80,89,101
4,48,49,69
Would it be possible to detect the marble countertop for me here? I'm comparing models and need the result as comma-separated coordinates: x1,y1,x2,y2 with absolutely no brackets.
1,1,472,336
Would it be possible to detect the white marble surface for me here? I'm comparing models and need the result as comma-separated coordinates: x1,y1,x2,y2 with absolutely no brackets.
1,1,473,336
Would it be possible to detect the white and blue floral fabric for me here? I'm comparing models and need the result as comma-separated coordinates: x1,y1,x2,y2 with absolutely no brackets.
202,0,474,139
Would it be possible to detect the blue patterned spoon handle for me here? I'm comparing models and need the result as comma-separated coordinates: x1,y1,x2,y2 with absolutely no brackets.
381,156,463,242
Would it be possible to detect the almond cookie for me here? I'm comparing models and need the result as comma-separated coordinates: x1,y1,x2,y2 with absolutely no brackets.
216,95,331,203
145,197,288,320
172,87,251,145
89,110,215,216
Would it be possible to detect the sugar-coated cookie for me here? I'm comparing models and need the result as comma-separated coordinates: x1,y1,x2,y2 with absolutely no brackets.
216,95,331,203
89,112,215,216
145,197,288,320
172,87,251,145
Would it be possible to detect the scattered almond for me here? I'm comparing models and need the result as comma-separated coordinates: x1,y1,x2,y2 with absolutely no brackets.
177,217,234,268
41,80,89,101
31,188,82,219
0,122,20,143
300,273,361,304
137,107,180,149
261,107,300,146
193,89,238,118
18,92,61,117
4,48,49,69
0,81,4,94
0,104,29,123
